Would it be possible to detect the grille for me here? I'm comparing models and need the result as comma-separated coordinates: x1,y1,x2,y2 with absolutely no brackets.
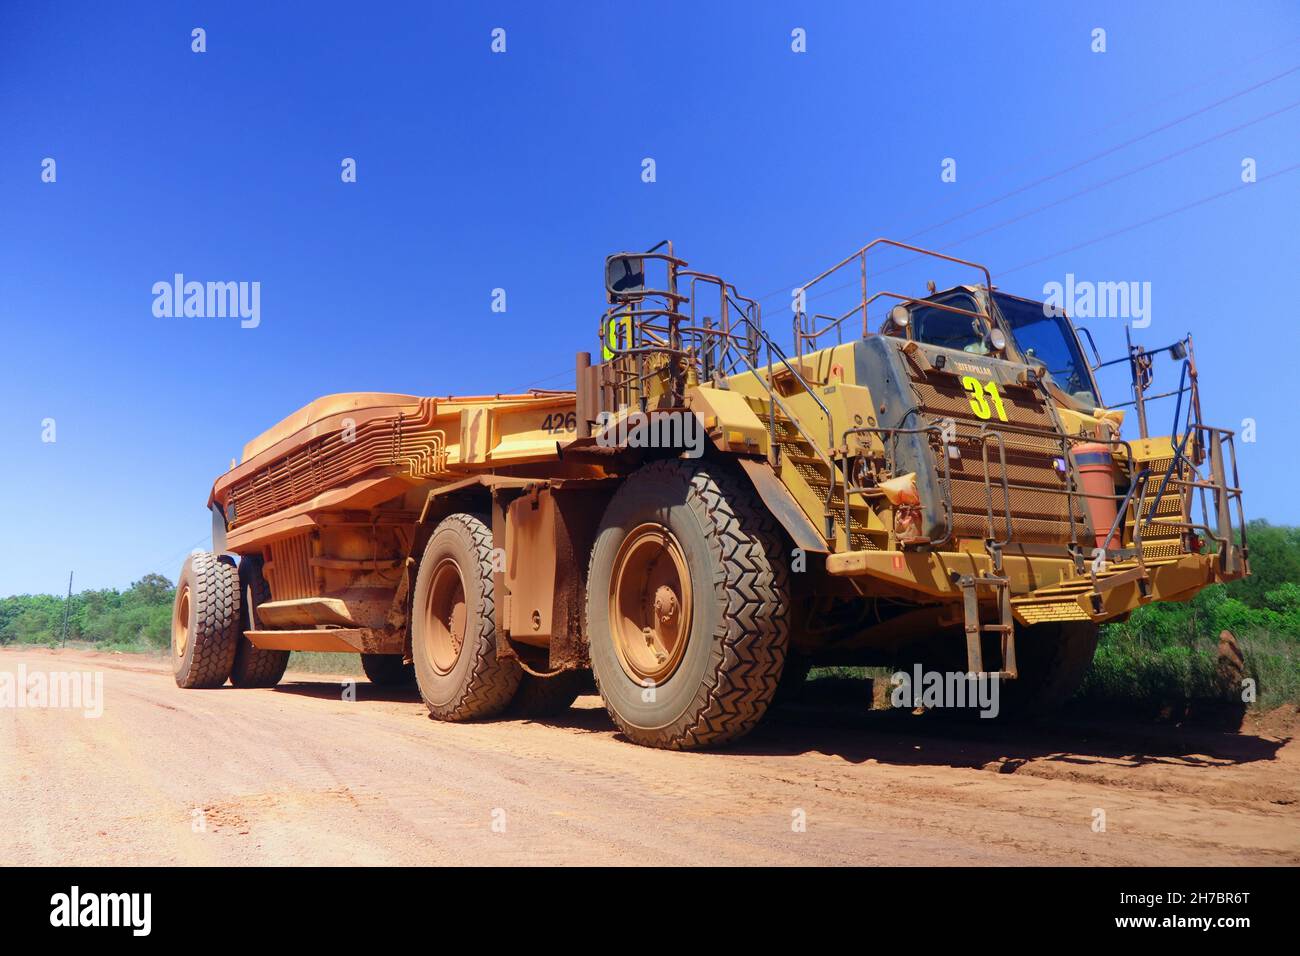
903,358,1085,547
1015,600,1091,624
266,533,315,600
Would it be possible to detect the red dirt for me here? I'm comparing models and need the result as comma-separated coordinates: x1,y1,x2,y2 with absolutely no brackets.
2,646,1297,865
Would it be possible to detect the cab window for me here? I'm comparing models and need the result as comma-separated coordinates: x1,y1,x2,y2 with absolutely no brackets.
902,293,987,353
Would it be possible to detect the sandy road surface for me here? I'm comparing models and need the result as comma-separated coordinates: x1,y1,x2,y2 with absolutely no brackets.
2,646,1297,866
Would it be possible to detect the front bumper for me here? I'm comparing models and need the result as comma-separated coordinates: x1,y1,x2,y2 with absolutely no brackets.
825,548,1232,625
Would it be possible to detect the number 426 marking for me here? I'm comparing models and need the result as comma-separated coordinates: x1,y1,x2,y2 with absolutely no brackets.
961,376,1008,422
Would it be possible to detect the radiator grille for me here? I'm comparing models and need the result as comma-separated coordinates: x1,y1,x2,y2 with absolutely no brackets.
903,356,1086,547
266,533,315,600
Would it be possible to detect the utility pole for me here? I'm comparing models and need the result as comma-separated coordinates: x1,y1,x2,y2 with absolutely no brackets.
59,571,73,647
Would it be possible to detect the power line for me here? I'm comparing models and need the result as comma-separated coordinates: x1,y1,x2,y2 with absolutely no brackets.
929,97,1300,255
135,534,211,585
901,62,1300,243
517,49,1300,384
890,34,1300,239
749,60,1300,309
997,161,1300,277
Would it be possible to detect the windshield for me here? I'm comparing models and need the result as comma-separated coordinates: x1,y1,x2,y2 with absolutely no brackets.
993,293,1099,410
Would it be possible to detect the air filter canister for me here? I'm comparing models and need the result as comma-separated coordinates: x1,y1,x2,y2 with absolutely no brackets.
1072,442,1120,550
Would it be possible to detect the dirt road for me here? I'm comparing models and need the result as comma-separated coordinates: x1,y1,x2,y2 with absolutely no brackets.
2,646,1297,866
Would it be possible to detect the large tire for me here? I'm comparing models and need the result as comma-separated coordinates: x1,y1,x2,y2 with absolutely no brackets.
229,555,290,688
925,620,1098,718
508,670,586,717
362,653,415,686
585,460,790,750
411,513,521,720
172,551,241,688
1000,621,1099,715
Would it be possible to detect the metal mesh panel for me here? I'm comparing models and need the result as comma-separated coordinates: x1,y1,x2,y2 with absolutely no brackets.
904,364,1080,548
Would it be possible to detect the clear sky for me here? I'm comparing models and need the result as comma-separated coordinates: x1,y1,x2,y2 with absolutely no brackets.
2,0,1298,595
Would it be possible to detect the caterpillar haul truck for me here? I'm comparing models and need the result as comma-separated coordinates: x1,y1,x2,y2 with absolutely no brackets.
172,238,1249,749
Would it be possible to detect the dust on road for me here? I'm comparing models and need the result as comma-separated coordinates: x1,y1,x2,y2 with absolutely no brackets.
2,647,1297,866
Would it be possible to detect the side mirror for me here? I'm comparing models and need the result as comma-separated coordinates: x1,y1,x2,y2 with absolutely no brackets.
888,304,911,328
605,255,645,297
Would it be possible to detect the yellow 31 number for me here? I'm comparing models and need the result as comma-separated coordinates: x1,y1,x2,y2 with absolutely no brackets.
961,376,1008,422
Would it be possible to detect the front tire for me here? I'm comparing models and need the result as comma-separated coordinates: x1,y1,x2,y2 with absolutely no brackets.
411,513,521,720
1001,621,1099,715
172,551,240,688
923,620,1099,718
585,460,790,750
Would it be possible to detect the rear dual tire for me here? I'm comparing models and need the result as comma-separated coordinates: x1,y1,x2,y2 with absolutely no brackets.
398,460,796,749
230,555,289,688
362,653,415,686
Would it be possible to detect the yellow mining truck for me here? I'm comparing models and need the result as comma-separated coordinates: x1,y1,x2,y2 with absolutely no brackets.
171,239,1248,748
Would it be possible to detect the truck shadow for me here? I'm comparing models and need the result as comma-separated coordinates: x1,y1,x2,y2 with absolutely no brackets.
273,679,423,704
269,678,1290,773
736,697,1290,771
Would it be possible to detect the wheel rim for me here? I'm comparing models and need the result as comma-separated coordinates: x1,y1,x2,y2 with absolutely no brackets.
422,558,467,675
173,584,191,659
609,523,693,686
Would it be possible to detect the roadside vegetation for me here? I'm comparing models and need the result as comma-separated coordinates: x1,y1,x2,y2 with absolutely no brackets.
1079,521,1300,712
3,521,1297,708
0,573,174,652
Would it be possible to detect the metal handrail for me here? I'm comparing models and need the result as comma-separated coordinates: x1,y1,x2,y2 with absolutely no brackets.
979,428,1013,569
791,238,995,358
680,291,842,539
686,319,835,458
841,424,955,550
1098,469,1150,555
796,288,992,356
1135,422,1248,575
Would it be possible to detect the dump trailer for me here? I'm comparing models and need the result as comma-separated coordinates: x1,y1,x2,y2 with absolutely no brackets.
172,239,1249,749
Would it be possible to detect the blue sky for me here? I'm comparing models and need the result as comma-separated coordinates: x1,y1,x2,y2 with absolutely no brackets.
2,0,1298,594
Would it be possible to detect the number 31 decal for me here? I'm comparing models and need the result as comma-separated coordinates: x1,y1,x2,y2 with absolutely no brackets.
961,376,1008,422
